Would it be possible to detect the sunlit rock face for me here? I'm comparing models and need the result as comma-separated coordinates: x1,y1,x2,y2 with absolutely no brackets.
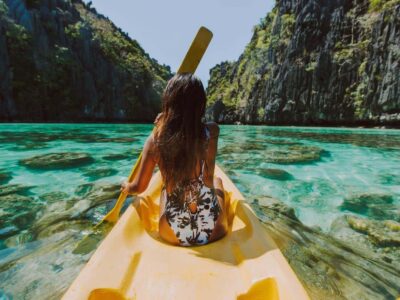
207,0,400,126
0,0,172,122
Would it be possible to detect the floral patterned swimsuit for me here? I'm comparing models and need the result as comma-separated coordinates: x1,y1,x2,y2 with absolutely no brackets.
162,128,221,246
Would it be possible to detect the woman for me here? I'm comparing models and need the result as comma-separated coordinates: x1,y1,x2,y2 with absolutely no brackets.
121,73,228,246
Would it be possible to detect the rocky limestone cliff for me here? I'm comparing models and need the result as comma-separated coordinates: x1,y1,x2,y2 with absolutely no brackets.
207,0,400,126
0,0,172,122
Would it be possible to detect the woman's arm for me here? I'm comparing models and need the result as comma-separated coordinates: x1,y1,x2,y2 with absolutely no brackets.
205,122,220,179
120,134,157,195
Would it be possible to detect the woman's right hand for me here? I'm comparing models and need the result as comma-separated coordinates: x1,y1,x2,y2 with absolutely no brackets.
120,181,133,195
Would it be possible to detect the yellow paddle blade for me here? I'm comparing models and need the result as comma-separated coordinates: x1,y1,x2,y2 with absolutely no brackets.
177,26,213,74
237,278,279,300
88,289,126,300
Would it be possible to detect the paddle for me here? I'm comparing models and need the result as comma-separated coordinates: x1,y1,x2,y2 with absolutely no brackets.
101,26,213,225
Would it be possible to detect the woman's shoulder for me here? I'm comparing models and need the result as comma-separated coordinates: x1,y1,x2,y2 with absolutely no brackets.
205,122,220,139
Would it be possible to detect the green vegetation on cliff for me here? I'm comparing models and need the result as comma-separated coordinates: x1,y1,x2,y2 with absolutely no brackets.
0,0,172,122
369,0,400,11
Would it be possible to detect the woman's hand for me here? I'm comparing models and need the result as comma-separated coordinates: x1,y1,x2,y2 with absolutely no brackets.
120,181,133,195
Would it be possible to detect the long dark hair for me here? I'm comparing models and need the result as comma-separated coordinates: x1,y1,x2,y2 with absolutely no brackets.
154,73,207,190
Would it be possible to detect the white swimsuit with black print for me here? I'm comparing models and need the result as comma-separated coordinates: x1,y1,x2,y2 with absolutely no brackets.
162,127,221,246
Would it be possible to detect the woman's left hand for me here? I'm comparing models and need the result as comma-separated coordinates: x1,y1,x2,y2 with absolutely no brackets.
120,181,132,195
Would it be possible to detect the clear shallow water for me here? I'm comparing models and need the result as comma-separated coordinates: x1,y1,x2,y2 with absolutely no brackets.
218,126,400,230
0,124,399,299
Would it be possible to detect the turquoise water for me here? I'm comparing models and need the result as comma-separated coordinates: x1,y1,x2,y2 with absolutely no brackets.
0,124,399,299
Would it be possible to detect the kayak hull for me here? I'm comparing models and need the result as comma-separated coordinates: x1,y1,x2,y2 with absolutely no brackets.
63,166,309,300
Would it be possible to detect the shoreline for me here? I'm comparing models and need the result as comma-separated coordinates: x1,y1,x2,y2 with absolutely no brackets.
1,120,400,130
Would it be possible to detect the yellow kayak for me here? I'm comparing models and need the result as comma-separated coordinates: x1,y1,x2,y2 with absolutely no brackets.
63,166,309,300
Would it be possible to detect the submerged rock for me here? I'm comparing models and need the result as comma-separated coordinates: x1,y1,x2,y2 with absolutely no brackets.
0,209,13,228
0,171,12,184
74,183,95,197
12,211,38,230
0,226,19,239
82,168,118,181
378,173,400,185
218,155,262,171
265,145,327,164
251,196,400,299
4,231,34,248
32,183,120,235
102,153,130,161
251,196,299,221
0,184,31,197
347,216,400,247
330,216,400,265
240,143,266,151
37,220,92,240
219,142,272,155
340,193,399,221
20,153,94,170
384,220,400,231
0,194,33,208
49,132,136,143
39,192,70,204
0,229,97,300
257,168,294,181
99,137,136,143
10,142,49,151
0,131,137,145
263,139,301,146
0,193,43,233
84,184,120,208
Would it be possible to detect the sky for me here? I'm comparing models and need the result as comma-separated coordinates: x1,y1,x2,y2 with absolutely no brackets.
87,0,274,85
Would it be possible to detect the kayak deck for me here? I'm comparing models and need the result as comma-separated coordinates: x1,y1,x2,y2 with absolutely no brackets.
63,166,309,300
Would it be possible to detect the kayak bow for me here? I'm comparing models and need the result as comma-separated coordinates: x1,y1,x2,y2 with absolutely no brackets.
63,166,309,300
